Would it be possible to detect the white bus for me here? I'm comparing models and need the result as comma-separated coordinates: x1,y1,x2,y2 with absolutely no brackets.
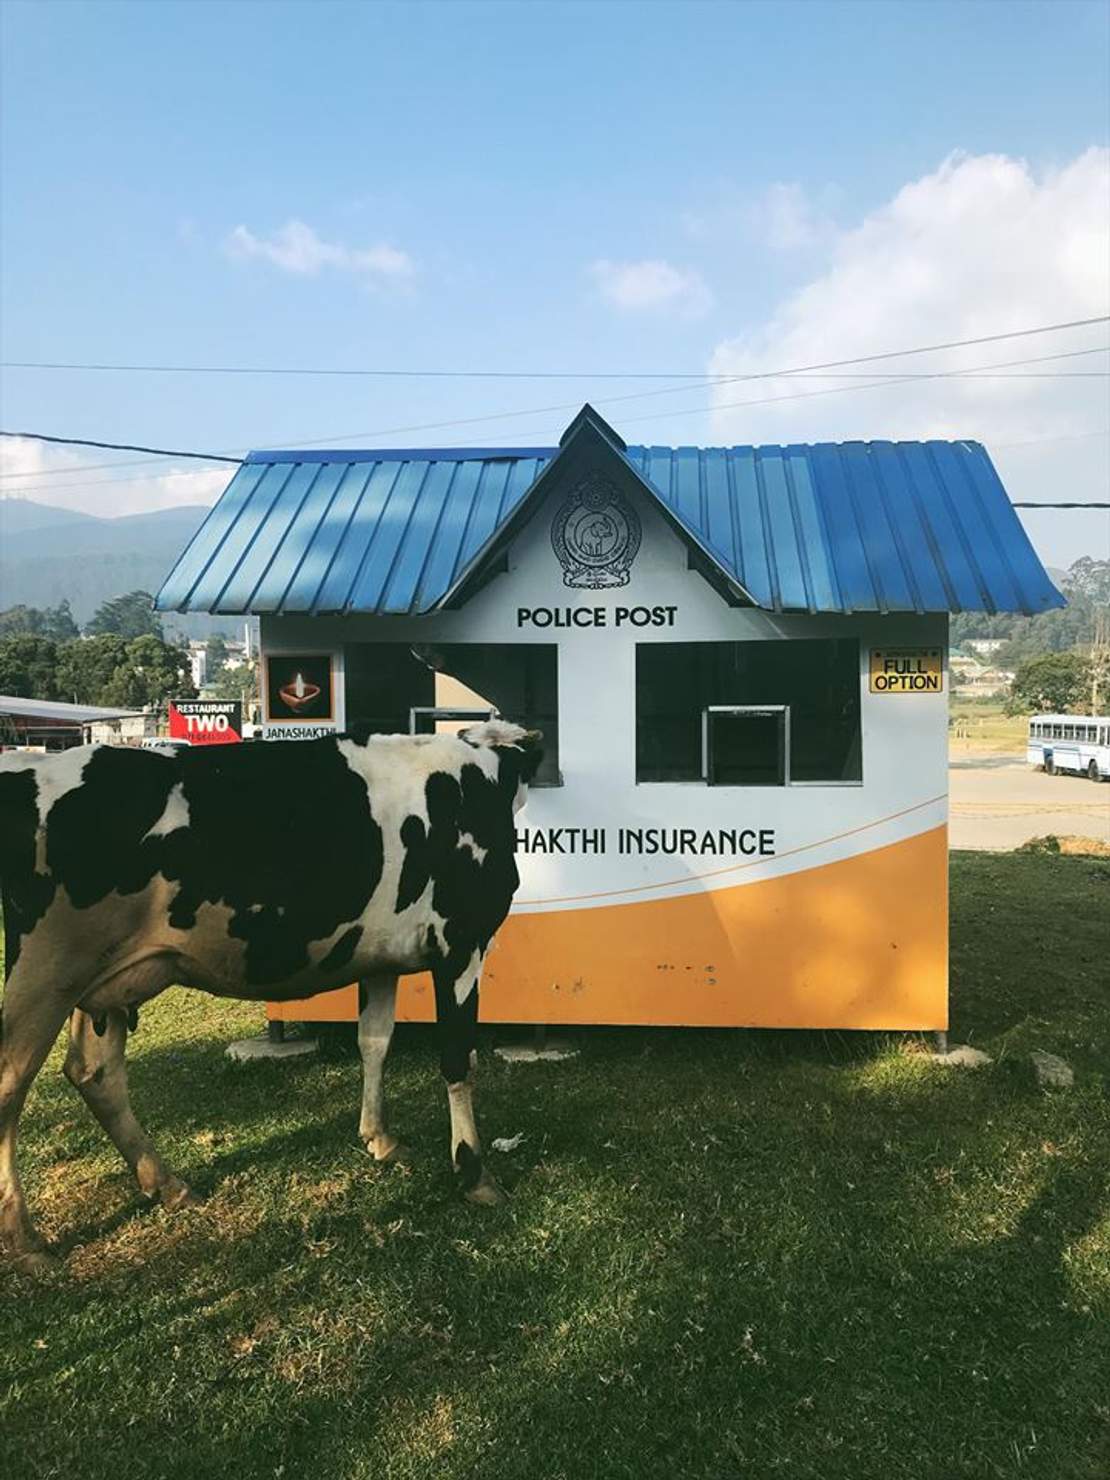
1027,714,1110,782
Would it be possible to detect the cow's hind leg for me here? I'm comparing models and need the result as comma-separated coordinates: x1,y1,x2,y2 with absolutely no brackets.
357,974,408,1164
433,954,502,1206
63,1008,196,1210
0,977,73,1271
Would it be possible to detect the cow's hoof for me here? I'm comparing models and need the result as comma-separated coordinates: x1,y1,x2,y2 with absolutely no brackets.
464,1173,506,1207
160,1181,203,1212
366,1136,411,1166
10,1248,60,1277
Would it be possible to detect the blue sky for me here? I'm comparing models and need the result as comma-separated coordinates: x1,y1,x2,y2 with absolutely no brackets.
1,0,1107,567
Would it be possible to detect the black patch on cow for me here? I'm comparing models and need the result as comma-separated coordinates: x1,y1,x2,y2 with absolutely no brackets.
320,925,362,973
93,1015,107,1037
44,747,177,908
17,738,385,988
163,740,385,984
433,959,481,1084
0,765,59,978
399,762,521,984
394,814,429,911
454,1140,483,1192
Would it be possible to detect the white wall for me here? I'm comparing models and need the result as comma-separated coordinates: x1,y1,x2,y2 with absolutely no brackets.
261,471,948,916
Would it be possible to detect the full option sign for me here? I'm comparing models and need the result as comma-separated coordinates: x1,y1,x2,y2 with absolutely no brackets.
168,699,242,745
869,648,944,694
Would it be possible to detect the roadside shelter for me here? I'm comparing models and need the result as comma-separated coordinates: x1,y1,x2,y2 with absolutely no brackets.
156,407,1063,1031
0,695,145,750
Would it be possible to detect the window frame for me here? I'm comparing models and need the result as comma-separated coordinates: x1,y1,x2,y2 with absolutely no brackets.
702,704,791,788
635,638,863,788
409,705,497,735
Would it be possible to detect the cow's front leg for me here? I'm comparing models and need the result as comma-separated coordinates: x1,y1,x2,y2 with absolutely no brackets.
1,972,76,1270
433,954,502,1205
357,974,408,1163
63,1008,196,1210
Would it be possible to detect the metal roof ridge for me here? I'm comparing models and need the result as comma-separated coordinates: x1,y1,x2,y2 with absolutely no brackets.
244,447,560,464
244,436,993,465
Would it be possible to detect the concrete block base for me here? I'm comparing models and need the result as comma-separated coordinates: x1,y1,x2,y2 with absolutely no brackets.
494,1040,578,1064
929,1043,993,1068
226,1036,318,1063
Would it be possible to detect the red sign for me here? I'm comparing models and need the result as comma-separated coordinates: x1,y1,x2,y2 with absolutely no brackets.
168,700,242,746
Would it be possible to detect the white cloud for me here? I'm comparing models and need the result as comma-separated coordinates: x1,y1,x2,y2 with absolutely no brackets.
225,218,414,282
709,149,1109,441
0,437,231,518
590,257,712,316
704,149,1110,565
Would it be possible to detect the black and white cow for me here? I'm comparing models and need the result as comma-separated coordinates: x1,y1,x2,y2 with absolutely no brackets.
0,720,542,1270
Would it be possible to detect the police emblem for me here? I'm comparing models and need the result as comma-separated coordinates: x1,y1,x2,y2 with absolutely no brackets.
550,475,641,589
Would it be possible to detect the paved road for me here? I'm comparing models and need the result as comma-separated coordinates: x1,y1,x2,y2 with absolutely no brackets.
948,752,1110,851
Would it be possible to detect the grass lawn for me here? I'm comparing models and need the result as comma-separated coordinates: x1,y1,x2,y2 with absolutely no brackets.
2,851,1108,1480
949,699,1028,754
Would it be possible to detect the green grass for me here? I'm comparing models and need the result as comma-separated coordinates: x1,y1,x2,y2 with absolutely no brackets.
2,852,1109,1480
949,698,1028,753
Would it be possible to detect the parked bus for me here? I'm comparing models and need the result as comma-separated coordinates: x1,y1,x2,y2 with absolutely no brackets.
1027,714,1110,781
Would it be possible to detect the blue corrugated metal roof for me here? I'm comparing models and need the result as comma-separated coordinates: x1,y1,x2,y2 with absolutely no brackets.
155,407,1063,617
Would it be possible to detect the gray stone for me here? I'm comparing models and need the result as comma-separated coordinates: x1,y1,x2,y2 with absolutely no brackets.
929,1043,993,1068
226,1036,318,1062
494,1040,578,1064
1030,1050,1074,1089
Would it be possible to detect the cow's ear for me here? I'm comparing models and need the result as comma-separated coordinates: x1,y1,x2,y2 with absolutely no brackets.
499,731,544,788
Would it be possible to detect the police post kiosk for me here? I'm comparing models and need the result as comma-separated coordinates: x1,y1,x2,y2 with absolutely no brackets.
157,407,1063,1032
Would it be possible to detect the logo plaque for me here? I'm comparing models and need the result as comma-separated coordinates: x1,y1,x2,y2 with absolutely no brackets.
550,475,641,589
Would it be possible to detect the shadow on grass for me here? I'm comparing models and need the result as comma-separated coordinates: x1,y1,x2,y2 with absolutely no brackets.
18,1096,1105,1480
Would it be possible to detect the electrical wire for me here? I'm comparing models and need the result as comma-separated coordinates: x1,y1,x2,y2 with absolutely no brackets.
0,431,241,464
3,344,1108,489
3,313,1107,379
3,326,1108,498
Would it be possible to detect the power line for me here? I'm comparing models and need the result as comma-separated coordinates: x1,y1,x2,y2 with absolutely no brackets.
4,343,1106,488
1012,502,1110,508
196,345,1110,461
2,313,1107,380
0,431,241,464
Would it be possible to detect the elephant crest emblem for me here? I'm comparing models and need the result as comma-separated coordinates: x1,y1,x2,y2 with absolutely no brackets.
550,475,641,589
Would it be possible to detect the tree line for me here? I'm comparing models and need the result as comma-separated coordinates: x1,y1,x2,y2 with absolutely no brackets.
0,591,196,710
951,557,1109,670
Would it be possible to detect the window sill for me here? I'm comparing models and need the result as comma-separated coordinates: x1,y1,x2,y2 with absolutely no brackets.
634,778,864,788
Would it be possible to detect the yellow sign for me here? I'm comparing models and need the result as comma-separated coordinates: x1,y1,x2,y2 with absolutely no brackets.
869,647,944,694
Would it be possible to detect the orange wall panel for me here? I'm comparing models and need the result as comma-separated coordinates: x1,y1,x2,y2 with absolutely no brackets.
269,827,947,1030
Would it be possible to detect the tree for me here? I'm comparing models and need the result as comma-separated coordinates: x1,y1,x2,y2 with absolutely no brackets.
204,634,229,680
0,601,79,641
99,636,195,710
0,636,61,698
54,635,131,704
206,660,257,705
86,590,163,640
1062,557,1110,605
1006,652,1092,715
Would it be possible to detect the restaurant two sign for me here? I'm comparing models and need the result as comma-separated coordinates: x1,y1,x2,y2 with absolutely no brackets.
168,700,242,745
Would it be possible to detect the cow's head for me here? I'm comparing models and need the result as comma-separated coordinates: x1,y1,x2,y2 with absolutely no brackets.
459,720,544,810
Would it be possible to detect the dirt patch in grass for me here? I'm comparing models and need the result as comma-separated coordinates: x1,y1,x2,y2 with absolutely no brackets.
1017,833,1110,857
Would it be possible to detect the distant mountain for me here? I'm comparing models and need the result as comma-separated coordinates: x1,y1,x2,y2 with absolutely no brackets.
0,499,245,637
0,500,98,538
1,504,210,562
